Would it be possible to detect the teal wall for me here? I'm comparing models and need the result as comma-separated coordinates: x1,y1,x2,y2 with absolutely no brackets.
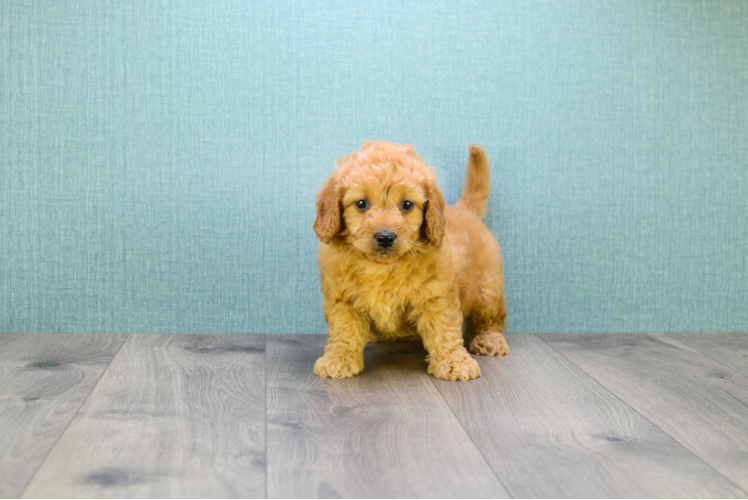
2,1,747,334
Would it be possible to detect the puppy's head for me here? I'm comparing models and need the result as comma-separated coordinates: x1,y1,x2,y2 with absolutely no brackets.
314,141,446,263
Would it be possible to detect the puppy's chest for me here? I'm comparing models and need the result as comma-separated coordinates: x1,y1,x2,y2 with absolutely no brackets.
359,290,409,333
349,273,425,334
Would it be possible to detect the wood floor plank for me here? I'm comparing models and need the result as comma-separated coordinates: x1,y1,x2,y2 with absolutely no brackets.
542,333,748,494
667,333,748,375
266,335,508,499
412,334,744,498
0,333,126,499
22,334,266,499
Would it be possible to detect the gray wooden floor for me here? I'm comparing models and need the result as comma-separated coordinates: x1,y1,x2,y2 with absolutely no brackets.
1,333,747,498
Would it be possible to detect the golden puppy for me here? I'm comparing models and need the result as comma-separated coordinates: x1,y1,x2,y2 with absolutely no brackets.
313,141,508,381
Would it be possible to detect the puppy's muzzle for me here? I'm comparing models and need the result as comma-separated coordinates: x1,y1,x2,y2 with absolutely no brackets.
374,231,397,249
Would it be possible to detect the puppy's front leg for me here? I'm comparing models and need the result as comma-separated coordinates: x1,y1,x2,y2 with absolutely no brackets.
313,300,369,379
413,296,481,381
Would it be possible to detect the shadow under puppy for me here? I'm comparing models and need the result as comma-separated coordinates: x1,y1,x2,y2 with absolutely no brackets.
313,141,508,381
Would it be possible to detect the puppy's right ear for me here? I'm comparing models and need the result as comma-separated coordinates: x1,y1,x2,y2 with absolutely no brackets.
313,175,343,244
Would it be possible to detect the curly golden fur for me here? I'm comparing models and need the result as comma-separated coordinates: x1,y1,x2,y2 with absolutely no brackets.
313,141,508,381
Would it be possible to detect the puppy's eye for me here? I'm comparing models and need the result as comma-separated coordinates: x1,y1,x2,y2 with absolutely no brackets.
355,199,368,210
401,200,414,212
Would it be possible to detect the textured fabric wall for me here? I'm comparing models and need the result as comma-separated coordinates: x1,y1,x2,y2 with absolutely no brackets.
1,1,746,334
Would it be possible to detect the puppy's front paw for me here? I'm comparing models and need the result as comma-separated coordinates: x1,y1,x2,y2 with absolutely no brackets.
313,352,364,379
428,350,481,381
468,332,510,357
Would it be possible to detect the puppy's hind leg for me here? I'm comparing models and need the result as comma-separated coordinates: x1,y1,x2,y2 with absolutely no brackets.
465,294,510,357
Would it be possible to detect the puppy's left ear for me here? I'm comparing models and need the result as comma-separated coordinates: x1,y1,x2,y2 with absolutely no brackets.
313,175,343,244
423,181,446,247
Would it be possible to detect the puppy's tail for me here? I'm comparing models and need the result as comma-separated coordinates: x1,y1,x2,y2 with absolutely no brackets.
455,145,491,220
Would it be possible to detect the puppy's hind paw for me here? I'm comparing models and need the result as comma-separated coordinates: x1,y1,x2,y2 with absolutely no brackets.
428,350,481,381
313,353,364,379
468,332,510,357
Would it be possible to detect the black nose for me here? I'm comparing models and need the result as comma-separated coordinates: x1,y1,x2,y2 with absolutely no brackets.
374,231,397,248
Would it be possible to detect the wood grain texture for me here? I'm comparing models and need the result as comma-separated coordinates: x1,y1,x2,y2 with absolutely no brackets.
412,334,745,498
543,333,748,494
667,333,748,375
0,333,126,499
22,334,266,499
266,335,508,499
